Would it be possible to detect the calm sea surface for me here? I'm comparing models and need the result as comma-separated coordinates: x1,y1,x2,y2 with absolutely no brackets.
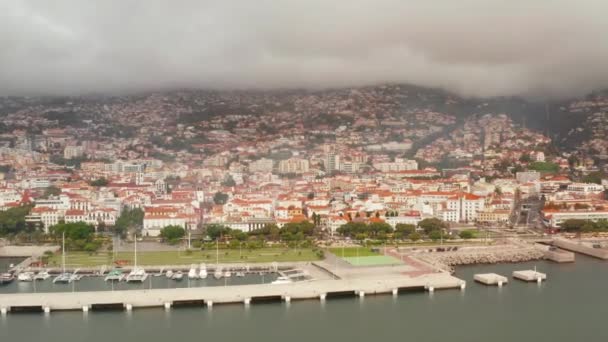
1,256,607,342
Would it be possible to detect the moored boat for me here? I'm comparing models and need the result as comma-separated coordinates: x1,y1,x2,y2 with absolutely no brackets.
34,270,51,281
188,266,199,279
0,273,15,285
171,271,184,281
17,272,35,282
199,264,208,279
271,276,293,285
104,269,125,282
125,236,148,283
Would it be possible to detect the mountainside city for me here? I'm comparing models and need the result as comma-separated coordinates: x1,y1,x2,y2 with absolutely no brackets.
1,84,608,241
2,2,608,340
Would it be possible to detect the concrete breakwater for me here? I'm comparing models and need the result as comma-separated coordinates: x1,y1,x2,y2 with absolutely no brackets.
416,246,545,270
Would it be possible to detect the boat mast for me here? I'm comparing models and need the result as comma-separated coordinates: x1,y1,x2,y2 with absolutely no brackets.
216,239,219,266
134,233,138,270
62,232,66,273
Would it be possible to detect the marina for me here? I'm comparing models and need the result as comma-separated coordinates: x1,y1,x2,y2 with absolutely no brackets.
1,256,606,342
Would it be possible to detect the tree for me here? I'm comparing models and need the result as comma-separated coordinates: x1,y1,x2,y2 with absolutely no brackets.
160,225,186,244
418,218,447,234
205,224,231,240
459,230,475,239
519,154,532,163
90,178,109,187
428,230,443,241
408,232,421,241
368,222,393,237
0,204,33,236
50,221,98,251
395,224,416,238
213,192,229,205
528,161,559,173
582,171,604,185
43,186,61,198
221,175,236,187
113,208,144,236
561,219,586,232
280,221,314,240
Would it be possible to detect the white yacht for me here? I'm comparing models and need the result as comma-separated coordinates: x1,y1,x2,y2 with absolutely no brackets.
165,270,174,278
171,271,184,281
34,270,51,281
224,270,232,278
53,233,75,284
236,271,245,277
125,236,148,283
125,268,148,283
271,276,293,285
188,265,199,279
17,272,34,282
104,269,125,282
199,264,208,279
213,267,223,279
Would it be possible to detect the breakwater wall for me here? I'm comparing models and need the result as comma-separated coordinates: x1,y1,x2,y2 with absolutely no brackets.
415,245,544,269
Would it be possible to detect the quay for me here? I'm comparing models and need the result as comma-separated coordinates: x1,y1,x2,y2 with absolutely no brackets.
553,239,608,260
474,273,507,286
513,270,546,283
543,247,575,263
0,272,464,314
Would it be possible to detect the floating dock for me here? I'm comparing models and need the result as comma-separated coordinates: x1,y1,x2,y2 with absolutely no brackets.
474,273,508,286
512,270,546,283
0,272,465,314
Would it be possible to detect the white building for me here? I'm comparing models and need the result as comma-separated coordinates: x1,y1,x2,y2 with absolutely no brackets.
374,158,418,173
63,145,84,159
143,214,187,237
277,158,310,174
542,209,608,228
249,158,274,173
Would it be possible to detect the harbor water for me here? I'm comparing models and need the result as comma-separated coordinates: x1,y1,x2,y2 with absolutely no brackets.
1,256,607,341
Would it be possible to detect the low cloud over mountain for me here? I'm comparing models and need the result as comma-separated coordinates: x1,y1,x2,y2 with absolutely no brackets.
2,0,608,98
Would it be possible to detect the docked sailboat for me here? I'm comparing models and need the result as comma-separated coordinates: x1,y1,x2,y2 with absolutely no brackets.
214,266,223,279
271,276,293,285
17,272,35,282
224,270,232,278
165,270,174,278
171,271,184,281
125,236,148,283
188,265,199,279
0,273,15,285
104,269,125,282
53,233,76,284
34,270,51,280
199,264,208,279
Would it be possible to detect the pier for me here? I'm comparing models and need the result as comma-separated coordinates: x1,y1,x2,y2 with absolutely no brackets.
544,247,575,263
0,272,463,314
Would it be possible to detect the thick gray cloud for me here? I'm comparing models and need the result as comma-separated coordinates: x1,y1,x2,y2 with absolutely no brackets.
1,0,608,97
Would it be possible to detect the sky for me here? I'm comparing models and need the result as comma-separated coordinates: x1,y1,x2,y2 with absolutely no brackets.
1,0,608,98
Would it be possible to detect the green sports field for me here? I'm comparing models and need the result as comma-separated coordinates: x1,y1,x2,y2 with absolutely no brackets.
47,248,320,267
